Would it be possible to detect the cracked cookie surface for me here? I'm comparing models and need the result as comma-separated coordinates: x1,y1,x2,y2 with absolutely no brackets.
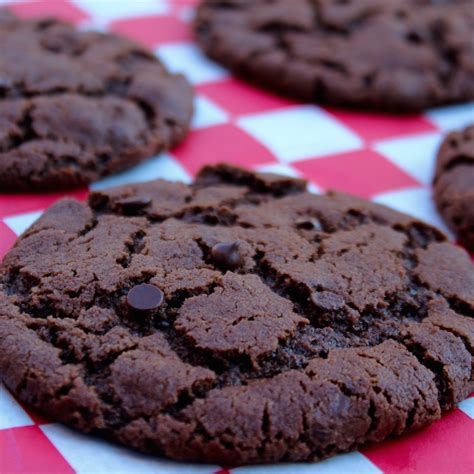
433,124,474,252
0,9,193,191
194,0,474,111
0,164,473,465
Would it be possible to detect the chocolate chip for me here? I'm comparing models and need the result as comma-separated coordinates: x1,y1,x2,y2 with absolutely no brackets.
211,241,244,271
311,291,345,311
116,196,151,213
296,217,322,231
0,76,12,93
127,283,163,312
346,307,360,325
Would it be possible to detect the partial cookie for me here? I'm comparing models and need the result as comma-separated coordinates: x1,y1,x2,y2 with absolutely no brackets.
195,0,474,111
1,164,473,465
0,10,193,191
434,125,474,252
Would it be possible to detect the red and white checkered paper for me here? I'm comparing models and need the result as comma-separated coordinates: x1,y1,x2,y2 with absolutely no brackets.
0,1,473,473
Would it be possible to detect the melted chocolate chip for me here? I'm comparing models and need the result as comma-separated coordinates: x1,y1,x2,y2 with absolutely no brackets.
311,291,345,311
296,217,323,231
116,196,151,213
211,241,244,271
127,283,163,312
0,77,13,94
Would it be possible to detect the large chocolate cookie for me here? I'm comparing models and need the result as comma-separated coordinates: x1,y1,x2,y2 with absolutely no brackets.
195,0,474,111
0,10,193,191
434,125,474,252
1,164,473,465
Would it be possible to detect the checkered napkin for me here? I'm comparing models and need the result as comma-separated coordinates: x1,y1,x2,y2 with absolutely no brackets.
0,1,473,473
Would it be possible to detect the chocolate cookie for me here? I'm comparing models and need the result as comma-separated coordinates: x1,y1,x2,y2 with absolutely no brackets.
433,125,474,252
0,9,193,191
1,164,473,465
194,0,474,111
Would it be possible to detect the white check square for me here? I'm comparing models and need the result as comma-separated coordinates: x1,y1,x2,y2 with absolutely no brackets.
426,102,474,132
91,154,190,190
0,384,33,430
255,163,302,178
237,106,362,163
41,424,218,474
374,132,443,185
233,451,382,474
458,398,474,419
4,211,43,236
373,187,452,237
76,0,169,25
156,43,229,85
192,95,229,130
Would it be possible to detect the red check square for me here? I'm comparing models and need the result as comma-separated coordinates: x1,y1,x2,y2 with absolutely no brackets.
362,409,474,474
0,222,16,262
6,0,90,24
0,426,74,474
171,124,277,176
293,149,420,198
197,78,296,116
0,189,88,219
110,15,192,48
326,108,438,143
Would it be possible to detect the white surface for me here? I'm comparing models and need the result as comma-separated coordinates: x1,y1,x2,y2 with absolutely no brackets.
374,132,443,185
76,0,169,25
41,423,218,474
91,153,190,190
0,384,34,430
373,187,452,237
233,452,382,474
192,95,229,129
237,106,362,163
426,102,474,132
458,398,474,420
156,43,229,85
4,211,43,236
256,163,303,178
